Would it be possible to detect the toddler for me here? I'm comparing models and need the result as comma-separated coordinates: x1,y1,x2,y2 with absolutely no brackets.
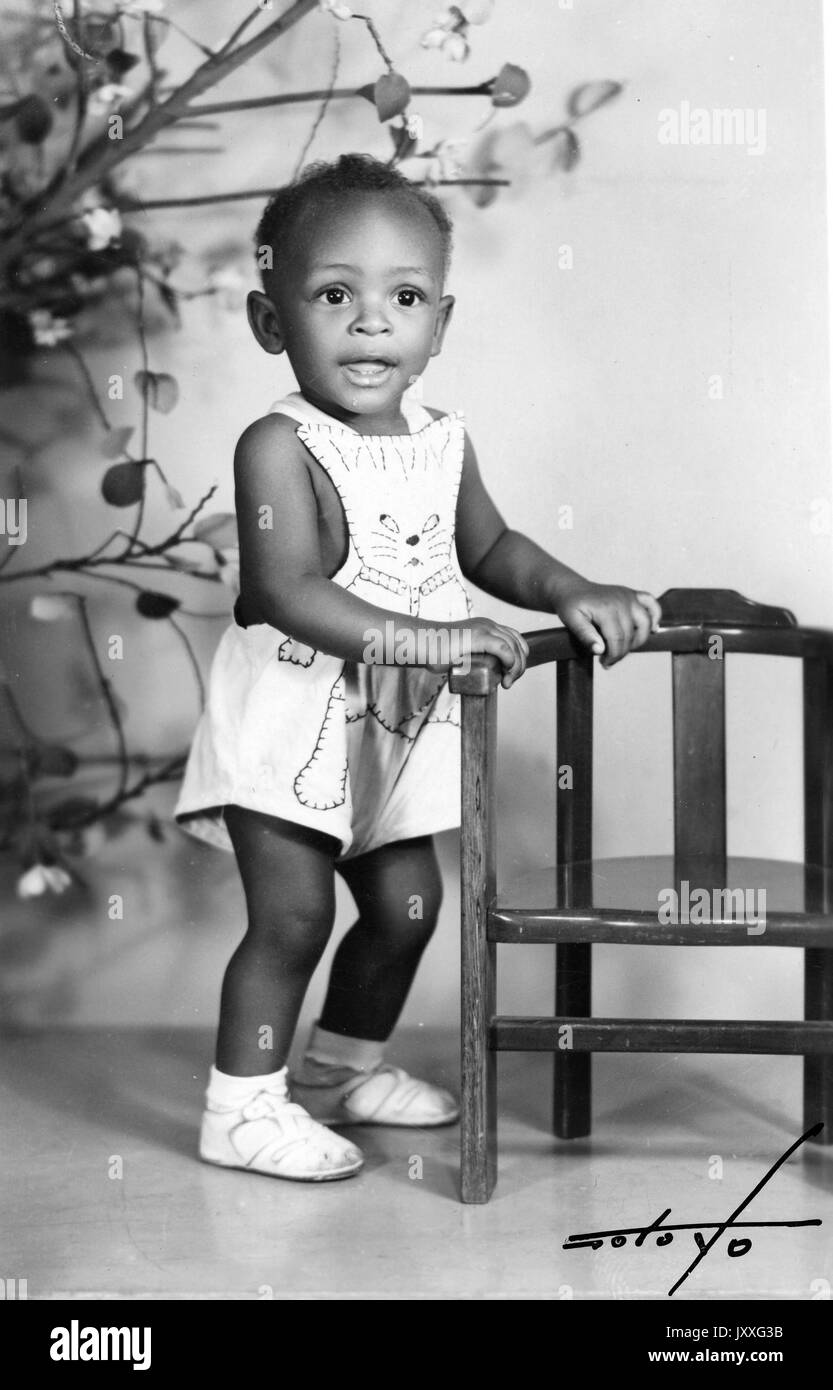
174,153,661,1181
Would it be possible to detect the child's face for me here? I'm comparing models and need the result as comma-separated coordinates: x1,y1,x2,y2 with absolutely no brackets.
248,193,454,432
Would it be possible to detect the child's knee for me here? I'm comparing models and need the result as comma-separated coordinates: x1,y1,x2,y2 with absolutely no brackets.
246,890,334,969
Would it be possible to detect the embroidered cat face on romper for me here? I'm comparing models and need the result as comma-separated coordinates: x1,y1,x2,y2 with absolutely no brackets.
343,433,458,617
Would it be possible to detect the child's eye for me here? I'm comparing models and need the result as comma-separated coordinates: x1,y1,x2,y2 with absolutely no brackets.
318,286,350,305
394,288,424,308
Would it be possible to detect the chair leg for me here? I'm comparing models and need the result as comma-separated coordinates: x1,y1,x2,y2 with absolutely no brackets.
461,929,497,1202
460,688,498,1202
553,943,592,1138
804,948,833,1144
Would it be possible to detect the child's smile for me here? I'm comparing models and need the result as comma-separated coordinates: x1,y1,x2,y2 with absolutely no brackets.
255,194,454,435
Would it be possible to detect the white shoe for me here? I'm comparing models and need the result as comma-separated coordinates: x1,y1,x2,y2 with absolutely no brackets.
291,1062,460,1128
199,1086,364,1181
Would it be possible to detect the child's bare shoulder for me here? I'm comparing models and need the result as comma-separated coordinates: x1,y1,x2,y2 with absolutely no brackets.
235,410,307,462
233,412,311,492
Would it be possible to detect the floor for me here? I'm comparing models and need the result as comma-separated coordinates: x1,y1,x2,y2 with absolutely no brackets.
1,1028,831,1301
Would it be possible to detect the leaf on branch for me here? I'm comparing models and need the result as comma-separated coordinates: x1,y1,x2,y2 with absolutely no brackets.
101,425,135,458
374,72,411,123
13,95,54,144
549,126,580,171
155,280,181,324
135,369,179,413
47,796,100,830
30,745,79,778
101,461,146,507
136,590,181,619
192,513,238,547
567,80,623,120
355,83,377,105
490,63,531,108
106,48,142,80
30,594,77,622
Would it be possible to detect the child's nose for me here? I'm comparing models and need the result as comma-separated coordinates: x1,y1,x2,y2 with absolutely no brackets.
351,299,392,334
406,535,419,546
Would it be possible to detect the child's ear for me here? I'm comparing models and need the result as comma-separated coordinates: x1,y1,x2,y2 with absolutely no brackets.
429,294,455,357
247,290,286,355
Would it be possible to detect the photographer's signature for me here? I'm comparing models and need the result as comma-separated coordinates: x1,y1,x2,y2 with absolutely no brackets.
563,1123,823,1296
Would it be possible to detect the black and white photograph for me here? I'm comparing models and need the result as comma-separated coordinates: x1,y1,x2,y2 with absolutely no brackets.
1,0,832,1339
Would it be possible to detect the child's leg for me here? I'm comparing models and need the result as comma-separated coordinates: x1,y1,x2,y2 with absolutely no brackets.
292,834,458,1126
217,806,340,1074
319,833,443,1040
200,806,363,1180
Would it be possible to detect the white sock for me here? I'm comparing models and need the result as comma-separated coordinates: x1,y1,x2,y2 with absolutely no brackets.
206,1064,288,1109
298,1023,386,1079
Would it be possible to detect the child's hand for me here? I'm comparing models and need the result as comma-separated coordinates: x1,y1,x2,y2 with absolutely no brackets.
431,617,529,688
558,584,662,668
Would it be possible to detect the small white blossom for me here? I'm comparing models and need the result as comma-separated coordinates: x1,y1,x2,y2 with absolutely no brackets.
88,83,132,116
435,138,469,179
16,863,73,899
421,18,470,61
421,27,450,49
29,309,73,347
207,264,246,310
442,31,469,61
30,595,76,621
81,207,122,251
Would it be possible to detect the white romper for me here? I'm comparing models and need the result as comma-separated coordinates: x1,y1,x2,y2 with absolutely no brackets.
173,391,474,862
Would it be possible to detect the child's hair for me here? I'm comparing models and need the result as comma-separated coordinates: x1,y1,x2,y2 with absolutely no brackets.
254,153,453,289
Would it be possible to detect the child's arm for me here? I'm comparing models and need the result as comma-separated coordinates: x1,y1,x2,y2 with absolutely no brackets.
455,432,662,667
233,415,529,685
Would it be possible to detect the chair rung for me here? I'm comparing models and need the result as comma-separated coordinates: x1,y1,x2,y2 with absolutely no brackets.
489,906,833,946
491,1017,833,1053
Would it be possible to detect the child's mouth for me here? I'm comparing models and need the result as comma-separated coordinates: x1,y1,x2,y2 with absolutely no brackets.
341,359,396,388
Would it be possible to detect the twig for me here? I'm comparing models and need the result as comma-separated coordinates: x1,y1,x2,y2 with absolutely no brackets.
1,679,38,743
187,81,493,117
50,751,188,831
74,592,130,799
0,484,219,587
64,339,111,432
351,13,394,72
121,260,149,552
136,483,219,556
291,27,341,180
215,6,264,57
168,616,205,712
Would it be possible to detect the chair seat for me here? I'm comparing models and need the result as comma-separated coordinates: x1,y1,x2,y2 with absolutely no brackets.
491,855,833,946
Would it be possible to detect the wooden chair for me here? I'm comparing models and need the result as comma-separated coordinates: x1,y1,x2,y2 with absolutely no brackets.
447,588,833,1203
